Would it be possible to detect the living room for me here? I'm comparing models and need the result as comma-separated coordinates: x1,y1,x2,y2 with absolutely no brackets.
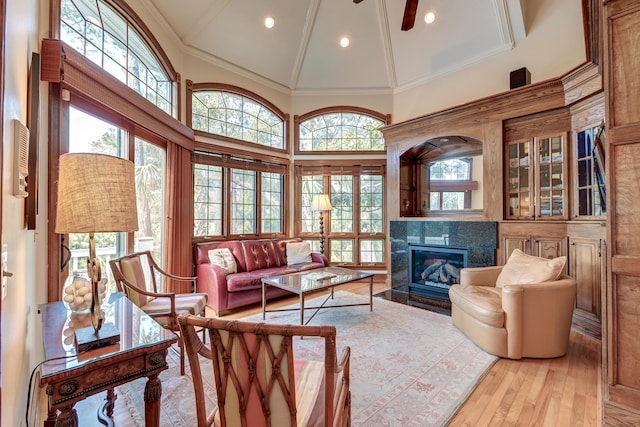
2,0,640,425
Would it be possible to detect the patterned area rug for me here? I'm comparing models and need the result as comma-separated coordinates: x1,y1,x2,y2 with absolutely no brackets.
119,291,497,426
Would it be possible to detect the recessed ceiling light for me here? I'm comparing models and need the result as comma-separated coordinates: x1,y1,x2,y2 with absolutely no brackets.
424,11,436,24
264,17,275,29
340,37,350,48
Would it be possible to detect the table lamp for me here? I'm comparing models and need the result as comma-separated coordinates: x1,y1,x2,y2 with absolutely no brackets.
55,153,138,351
311,194,332,254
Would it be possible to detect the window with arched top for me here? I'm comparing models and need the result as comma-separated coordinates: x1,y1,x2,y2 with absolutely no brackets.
428,158,477,210
295,107,389,153
60,0,175,115
188,83,286,150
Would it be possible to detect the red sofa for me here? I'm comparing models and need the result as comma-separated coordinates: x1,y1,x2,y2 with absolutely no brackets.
193,238,329,315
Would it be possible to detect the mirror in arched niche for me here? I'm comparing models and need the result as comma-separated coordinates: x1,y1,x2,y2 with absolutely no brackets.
399,135,483,216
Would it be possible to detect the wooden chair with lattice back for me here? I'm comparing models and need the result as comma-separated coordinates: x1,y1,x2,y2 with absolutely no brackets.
109,250,209,375
177,314,351,427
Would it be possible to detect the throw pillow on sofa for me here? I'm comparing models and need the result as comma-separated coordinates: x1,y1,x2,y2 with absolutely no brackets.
495,248,566,287
208,248,238,275
286,241,312,265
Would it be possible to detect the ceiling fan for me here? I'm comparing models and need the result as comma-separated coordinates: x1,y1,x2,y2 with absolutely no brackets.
353,0,419,31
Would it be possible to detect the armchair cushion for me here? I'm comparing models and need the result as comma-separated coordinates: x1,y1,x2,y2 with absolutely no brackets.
141,293,208,326
495,248,566,288
448,285,504,328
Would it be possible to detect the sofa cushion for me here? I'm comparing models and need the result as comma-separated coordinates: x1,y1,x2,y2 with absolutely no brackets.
227,266,297,292
495,249,566,288
289,262,327,272
449,284,504,328
286,241,312,265
208,248,238,275
242,240,281,272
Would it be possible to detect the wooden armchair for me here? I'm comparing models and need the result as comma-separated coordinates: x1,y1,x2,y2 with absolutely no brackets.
177,315,351,427
109,251,208,375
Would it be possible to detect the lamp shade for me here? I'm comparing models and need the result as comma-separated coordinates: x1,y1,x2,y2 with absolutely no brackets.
55,153,139,234
311,194,332,212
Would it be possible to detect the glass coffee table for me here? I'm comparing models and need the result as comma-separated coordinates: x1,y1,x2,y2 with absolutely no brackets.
261,266,374,325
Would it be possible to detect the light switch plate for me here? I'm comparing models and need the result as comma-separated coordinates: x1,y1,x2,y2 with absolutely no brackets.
2,244,8,299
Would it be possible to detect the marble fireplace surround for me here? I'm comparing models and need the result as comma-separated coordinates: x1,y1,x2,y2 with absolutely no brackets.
390,220,498,290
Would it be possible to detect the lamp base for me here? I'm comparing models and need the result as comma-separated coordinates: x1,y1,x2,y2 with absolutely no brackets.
74,322,120,353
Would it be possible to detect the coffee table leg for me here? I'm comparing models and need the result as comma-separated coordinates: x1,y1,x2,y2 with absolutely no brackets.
300,293,305,325
369,276,373,311
262,280,266,320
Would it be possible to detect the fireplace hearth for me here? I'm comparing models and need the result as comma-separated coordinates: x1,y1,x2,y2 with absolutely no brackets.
410,245,468,296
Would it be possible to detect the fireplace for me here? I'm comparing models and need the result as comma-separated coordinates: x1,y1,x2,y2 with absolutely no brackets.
409,244,468,296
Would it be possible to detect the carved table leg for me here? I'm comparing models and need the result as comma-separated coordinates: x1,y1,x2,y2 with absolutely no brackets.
144,374,163,427
97,388,117,426
55,406,78,427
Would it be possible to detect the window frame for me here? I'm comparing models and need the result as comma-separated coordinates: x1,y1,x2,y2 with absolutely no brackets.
294,160,386,268
192,145,290,242
294,106,391,155
186,81,289,154
427,158,476,210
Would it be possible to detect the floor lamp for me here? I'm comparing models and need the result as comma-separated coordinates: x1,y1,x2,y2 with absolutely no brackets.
311,194,332,254
56,153,139,352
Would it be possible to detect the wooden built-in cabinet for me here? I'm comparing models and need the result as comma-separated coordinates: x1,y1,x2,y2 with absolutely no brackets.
499,222,568,269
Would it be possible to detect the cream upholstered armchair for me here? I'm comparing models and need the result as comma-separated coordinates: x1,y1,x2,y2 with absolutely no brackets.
449,249,577,359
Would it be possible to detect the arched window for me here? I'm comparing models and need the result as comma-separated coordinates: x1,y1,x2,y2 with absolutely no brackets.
188,83,286,150
295,107,389,153
60,0,175,115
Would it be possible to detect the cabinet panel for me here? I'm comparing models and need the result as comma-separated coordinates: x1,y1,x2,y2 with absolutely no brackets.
499,223,568,267
533,235,568,260
569,236,603,336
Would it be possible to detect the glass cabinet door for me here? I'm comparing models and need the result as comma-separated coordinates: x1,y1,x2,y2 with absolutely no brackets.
506,134,567,220
536,135,565,218
507,141,532,218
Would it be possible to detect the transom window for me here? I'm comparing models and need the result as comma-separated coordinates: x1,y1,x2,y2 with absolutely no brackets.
296,108,389,152
191,88,285,149
60,0,174,115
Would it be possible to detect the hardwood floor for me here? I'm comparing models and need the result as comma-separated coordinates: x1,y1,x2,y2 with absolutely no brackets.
37,278,601,426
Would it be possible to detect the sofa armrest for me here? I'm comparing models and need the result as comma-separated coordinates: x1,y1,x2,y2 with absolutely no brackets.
460,266,503,286
195,263,230,314
311,252,330,267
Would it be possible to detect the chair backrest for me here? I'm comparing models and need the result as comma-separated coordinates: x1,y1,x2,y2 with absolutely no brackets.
109,251,159,307
178,315,349,427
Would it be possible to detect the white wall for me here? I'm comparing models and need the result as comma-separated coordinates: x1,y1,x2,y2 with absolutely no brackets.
1,0,43,425
391,0,586,123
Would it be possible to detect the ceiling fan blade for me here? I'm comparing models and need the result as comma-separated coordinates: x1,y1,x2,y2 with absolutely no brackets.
401,0,419,31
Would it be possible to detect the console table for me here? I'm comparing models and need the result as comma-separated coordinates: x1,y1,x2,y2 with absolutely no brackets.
39,292,177,426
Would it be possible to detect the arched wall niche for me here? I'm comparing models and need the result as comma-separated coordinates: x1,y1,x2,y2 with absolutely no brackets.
384,120,504,223
400,135,484,216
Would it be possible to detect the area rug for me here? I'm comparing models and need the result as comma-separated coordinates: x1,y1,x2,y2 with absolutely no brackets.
118,291,497,426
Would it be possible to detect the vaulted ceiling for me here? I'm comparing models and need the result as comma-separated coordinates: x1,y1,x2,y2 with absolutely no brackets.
146,0,527,93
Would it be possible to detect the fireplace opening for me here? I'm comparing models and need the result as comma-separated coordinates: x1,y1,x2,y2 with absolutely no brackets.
409,244,468,297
